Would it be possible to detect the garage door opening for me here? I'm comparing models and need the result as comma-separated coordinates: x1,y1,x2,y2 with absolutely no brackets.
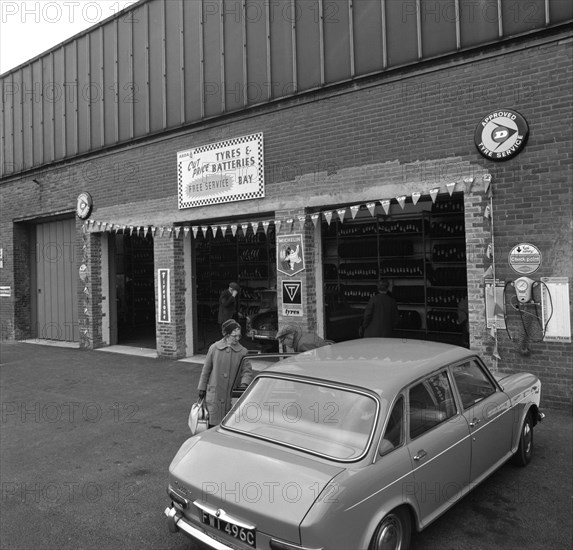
114,233,156,348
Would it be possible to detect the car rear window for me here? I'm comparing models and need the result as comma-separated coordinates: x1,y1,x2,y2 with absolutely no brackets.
223,376,379,461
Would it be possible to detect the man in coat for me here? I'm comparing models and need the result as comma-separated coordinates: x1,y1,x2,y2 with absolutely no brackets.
218,282,240,324
360,280,398,338
198,319,252,426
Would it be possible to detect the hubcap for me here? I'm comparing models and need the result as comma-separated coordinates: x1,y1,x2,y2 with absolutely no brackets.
376,515,403,550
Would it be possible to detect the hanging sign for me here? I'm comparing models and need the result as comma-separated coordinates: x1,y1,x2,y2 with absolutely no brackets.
474,109,529,161
508,243,542,274
177,132,264,209
282,280,303,317
277,234,305,276
158,269,171,323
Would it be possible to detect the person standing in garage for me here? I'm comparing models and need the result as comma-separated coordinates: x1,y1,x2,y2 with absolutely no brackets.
360,280,398,338
218,282,240,324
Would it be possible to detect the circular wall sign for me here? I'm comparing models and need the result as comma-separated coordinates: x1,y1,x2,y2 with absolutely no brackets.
76,192,93,219
474,109,529,161
508,243,542,274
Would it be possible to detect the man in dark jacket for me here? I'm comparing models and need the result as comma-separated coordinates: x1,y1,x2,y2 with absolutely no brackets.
360,280,398,337
218,282,240,324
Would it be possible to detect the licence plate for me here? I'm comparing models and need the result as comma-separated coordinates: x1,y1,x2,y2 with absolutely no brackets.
201,511,256,548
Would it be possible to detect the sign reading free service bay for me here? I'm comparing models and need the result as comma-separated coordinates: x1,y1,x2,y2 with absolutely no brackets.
177,133,264,209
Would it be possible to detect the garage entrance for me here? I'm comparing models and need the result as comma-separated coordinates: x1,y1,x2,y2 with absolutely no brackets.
113,233,156,348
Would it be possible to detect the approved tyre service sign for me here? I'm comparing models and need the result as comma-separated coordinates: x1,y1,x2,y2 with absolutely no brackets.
475,109,529,161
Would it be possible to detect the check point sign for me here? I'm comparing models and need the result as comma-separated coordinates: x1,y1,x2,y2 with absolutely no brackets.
508,243,542,275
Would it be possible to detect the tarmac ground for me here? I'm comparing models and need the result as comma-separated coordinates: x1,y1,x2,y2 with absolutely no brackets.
0,341,571,550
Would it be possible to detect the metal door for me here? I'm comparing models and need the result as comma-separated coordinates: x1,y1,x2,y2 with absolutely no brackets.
35,219,78,341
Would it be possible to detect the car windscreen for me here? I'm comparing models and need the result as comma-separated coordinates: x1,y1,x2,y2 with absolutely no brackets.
222,376,379,461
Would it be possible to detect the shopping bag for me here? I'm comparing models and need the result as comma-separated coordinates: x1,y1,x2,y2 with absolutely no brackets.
188,398,209,435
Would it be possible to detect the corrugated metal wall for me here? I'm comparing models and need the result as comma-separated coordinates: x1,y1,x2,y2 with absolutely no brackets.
1,0,571,178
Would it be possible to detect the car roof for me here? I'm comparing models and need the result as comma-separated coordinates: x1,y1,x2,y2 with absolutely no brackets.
262,338,475,399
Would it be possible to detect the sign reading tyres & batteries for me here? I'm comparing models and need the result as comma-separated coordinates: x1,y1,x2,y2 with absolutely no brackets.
282,280,302,317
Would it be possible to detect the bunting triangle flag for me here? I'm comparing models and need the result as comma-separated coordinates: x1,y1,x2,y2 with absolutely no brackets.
201,226,209,238
381,200,391,215
230,224,238,237
298,215,306,228
412,192,421,205
130,226,134,236
192,226,199,239
350,205,360,219
430,188,439,203
311,213,320,227
144,227,149,238
174,227,181,238
366,202,376,217
337,209,346,223
493,340,502,360
275,220,282,234
484,174,492,196
184,227,190,238
262,221,270,235
486,243,494,259
324,211,333,226
396,196,406,210
447,182,456,196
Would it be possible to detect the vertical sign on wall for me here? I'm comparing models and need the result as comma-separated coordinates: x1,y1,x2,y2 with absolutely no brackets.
158,269,171,323
541,277,571,343
276,234,305,276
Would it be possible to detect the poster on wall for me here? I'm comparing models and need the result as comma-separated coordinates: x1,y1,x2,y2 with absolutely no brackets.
177,133,264,209
282,280,303,317
277,234,305,276
158,269,171,323
485,279,506,329
541,277,571,343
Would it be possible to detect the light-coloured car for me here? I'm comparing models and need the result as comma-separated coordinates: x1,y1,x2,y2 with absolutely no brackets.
165,338,543,550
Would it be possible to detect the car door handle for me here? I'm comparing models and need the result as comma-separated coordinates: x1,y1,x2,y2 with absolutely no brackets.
470,418,481,427
413,450,427,461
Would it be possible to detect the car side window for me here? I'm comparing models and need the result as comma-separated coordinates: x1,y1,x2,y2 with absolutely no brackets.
409,371,456,439
380,396,404,455
452,360,496,409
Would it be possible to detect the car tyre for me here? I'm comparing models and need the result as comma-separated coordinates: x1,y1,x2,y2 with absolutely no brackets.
512,411,533,467
370,507,411,550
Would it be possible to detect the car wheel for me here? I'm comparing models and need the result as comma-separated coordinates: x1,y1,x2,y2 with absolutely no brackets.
370,507,411,550
512,411,533,467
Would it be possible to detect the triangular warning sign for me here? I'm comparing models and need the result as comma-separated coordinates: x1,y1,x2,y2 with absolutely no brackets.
284,283,300,302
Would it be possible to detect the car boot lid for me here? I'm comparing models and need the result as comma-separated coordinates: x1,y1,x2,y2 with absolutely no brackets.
169,429,345,543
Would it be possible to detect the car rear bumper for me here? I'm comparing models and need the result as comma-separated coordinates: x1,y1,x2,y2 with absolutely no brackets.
165,506,234,550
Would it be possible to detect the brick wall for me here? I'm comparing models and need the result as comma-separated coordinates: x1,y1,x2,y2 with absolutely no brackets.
1,30,571,408
154,233,187,358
